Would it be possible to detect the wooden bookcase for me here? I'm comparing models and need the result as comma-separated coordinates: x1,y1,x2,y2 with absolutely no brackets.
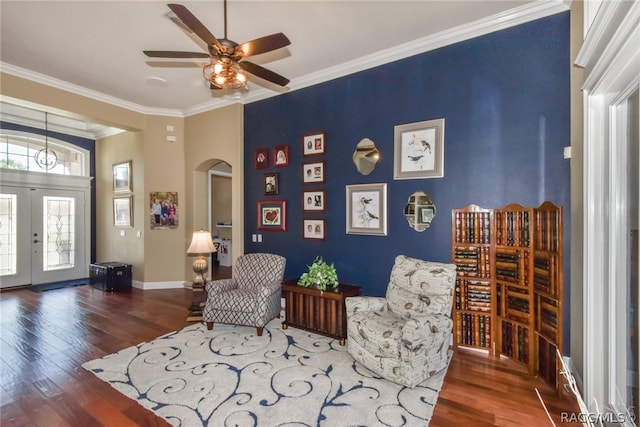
533,202,564,395
494,203,535,371
451,202,563,394
452,204,495,353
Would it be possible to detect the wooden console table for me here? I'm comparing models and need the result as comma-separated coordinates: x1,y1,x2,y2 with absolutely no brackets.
281,280,362,345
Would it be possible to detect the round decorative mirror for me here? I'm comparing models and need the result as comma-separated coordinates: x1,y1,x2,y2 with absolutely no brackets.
403,191,436,232
352,138,379,175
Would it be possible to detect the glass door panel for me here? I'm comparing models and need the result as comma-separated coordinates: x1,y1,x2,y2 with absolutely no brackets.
31,188,85,285
0,187,31,288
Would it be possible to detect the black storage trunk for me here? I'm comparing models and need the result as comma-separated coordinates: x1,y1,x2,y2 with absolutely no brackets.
90,262,132,292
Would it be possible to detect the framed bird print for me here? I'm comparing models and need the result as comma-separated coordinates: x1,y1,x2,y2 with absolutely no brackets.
393,118,445,180
345,183,387,236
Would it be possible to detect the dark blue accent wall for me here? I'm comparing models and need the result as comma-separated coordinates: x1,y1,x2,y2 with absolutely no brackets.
1,121,97,262
245,13,570,351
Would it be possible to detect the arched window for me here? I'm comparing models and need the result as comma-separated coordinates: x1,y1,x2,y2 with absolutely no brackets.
0,131,88,176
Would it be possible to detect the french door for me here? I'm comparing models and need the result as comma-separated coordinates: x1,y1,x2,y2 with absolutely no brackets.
0,171,90,288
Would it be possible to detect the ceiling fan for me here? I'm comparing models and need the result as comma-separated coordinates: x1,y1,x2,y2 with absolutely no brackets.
144,2,291,90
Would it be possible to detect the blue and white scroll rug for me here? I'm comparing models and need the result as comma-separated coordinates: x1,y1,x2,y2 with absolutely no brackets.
83,317,450,427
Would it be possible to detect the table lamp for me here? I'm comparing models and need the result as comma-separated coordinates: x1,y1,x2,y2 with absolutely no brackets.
186,229,216,287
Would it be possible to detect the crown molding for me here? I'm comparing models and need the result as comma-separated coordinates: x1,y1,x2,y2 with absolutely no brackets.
3,0,569,119
193,0,570,112
1,62,184,118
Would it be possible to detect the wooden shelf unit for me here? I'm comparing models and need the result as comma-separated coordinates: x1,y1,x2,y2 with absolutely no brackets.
452,205,495,353
494,204,535,371
533,202,564,395
451,202,563,394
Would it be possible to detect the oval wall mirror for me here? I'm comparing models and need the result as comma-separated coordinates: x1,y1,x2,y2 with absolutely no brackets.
403,191,436,232
352,138,380,175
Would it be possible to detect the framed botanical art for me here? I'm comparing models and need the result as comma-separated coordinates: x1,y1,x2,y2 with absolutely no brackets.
113,160,132,193
274,145,289,167
303,219,326,240
264,173,279,195
113,196,132,228
302,131,326,156
303,190,326,212
345,183,387,236
303,161,326,184
393,118,445,180
258,200,286,232
254,148,269,169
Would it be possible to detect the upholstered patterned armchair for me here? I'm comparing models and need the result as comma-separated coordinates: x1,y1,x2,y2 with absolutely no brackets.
203,253,286,336
345,255,456,388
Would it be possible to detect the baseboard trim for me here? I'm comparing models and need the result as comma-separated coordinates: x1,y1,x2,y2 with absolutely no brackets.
563,355,584,395
133,280,189,290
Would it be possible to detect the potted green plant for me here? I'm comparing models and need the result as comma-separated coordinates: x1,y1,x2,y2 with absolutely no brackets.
297,256,339,291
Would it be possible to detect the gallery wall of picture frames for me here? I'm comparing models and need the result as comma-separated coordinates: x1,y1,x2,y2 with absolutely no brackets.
253,117,444,239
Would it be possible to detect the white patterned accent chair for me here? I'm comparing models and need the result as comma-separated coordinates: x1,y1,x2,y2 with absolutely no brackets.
204,253,286,336
345,255,456,388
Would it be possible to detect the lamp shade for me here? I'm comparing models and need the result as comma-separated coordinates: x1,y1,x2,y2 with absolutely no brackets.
187,230,216,254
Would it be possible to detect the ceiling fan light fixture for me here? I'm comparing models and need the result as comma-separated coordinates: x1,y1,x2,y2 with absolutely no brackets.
203,58,247,90
146,3,290,92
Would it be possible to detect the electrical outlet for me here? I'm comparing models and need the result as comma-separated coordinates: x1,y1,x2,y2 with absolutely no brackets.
252,234,257,242
257,234,263,243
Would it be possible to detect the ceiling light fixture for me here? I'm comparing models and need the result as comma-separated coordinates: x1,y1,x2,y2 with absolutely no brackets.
144,2,290,93
202,57,247,90
35,112,57,171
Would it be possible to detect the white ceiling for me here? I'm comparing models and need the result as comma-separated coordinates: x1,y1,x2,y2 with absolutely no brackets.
0,1,568,137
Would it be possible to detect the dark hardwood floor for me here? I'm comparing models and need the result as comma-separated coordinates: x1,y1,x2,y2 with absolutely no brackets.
1,281,579,426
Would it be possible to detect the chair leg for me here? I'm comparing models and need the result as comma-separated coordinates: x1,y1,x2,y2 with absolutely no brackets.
256,326,263,336
206,322,214,330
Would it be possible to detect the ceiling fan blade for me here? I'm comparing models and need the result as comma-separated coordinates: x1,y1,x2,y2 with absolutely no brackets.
237,33,291,57
144,50,210,59
168,3,222,50
240,61,289,87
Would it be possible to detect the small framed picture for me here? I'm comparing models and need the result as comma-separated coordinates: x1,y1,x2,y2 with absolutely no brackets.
302,131,326,156
258,200,286,232
274,145,289,167
150,191,179,230
255,148,269,169
303,190,326,212
113,196,132,228
393,118,445,180
346,183,387,236
303,161,326,184
303,219,326,240
113,160,132,193
264,173,279,195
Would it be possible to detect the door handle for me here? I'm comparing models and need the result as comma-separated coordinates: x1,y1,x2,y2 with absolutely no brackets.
33,239,42,243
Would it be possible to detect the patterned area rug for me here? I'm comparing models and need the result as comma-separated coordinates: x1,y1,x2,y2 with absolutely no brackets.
82,317,451,427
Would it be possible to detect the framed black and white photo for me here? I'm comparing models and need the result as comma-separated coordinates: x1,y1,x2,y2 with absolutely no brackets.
303,190,326,212
113,160,132,193
303,161,326,184
303,219,326,240
113,196,132,228
346,183,387,236
393,118,445,180
274,145,289,167
264,173,279,195
302,131,326,156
